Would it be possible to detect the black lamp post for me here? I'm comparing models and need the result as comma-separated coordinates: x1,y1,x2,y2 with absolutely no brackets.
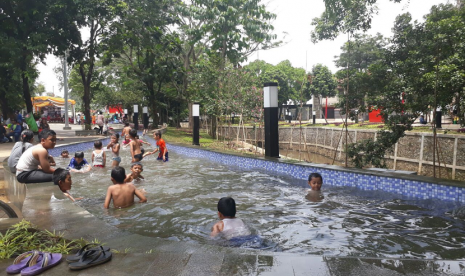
193,103,200,145
264,82,279,158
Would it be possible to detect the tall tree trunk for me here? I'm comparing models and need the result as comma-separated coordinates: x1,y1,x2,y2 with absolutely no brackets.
83,85,91,130
20,53,33,113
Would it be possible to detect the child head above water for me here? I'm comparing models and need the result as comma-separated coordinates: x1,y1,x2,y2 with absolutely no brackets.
61,149,69,158
94,140,102,149
129,129,137,139
217,197,236,219
53,168,72,192
111,166,126,184
74,151,85,163
111,133,119,142
131,162,143,176
308,173,323,191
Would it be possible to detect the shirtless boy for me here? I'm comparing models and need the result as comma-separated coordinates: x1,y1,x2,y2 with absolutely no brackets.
121,122,131,138
125,162,144,183
104,166,147,209
129,129,143,162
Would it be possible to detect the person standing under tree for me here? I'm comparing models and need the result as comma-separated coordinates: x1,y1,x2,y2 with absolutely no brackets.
97,112,104,135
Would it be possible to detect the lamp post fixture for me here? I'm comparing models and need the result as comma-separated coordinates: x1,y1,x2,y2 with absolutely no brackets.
143,107,148,130
133,105,139,130
193,103,200,146
312,111,316,125
264,82,279,158
63,51,71,130
124,109,128,123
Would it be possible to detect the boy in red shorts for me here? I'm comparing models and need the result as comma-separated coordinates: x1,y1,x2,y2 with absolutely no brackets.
143,131,168,161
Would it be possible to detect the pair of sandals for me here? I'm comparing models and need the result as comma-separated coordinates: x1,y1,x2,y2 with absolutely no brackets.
66,244,112,270
6,244,112,275
6,251,62,275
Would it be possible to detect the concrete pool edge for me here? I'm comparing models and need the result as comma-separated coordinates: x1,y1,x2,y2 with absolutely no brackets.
167,142,465,202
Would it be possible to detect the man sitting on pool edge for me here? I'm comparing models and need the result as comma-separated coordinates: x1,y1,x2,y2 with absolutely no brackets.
104,166,147,209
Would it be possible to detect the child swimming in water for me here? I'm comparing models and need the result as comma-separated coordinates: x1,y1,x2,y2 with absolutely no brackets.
306,173,324,202
211,197,250,239
104,166,147,209
308,172,322,191
68,151,91,173
61,149,69,158
53,168,83,202
125,162,144,183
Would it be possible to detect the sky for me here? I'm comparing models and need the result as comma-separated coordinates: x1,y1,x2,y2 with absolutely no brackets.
36,0,450,97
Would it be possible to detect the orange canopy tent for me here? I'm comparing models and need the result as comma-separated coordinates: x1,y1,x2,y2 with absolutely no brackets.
32,96,76,110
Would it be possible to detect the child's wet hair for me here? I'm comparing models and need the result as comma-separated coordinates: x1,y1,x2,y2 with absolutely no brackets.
308,172,323,182
125,122,130,126
131,162,143,169
39,129,56,140
129,129,137,138
155,131,162,138
218,197,236,217
111,166,126,183
94,140,103,149
75,151,84,158
52,168,70,185
61,149,69,155
112,133,120,139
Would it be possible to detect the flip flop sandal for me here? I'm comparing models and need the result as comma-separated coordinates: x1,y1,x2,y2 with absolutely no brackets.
20,252,62,276
68,248,112,271
6,251,41,274
66,244,110,263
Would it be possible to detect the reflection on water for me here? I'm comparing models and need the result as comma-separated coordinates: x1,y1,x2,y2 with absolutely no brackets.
56,143,465,259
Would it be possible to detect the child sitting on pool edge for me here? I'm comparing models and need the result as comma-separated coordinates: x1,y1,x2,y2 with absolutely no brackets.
104,166,147,209
211,197,250,239
53,168,83,202
125,162,144,183
68,151,91,173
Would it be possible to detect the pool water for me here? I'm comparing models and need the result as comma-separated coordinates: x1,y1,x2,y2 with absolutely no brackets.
55,141,465,259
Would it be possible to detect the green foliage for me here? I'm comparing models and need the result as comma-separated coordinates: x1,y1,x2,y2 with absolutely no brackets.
308,64,337,99
311,0,403,42
0,220,87,260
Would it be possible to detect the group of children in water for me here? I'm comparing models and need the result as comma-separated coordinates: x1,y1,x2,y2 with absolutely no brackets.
9,123,324,240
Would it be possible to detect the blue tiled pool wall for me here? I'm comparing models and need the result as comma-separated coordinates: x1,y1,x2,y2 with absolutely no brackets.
49,138,111,158
47,136,465,203
167,144,465,203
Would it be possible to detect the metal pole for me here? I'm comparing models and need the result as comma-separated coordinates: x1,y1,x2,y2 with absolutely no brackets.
63,51,71,130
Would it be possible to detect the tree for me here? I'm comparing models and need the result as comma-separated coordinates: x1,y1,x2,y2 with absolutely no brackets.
104,0,181,126
68,0,126,129
308,64,337,118
0,0,81,113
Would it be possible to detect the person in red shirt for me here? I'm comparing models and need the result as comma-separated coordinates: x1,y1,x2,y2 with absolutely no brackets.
143,131,168,161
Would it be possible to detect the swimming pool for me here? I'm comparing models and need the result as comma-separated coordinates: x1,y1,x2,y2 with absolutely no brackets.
53,138,465,260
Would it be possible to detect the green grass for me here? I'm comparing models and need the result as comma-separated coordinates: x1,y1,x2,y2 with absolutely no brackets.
0,220,89,259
